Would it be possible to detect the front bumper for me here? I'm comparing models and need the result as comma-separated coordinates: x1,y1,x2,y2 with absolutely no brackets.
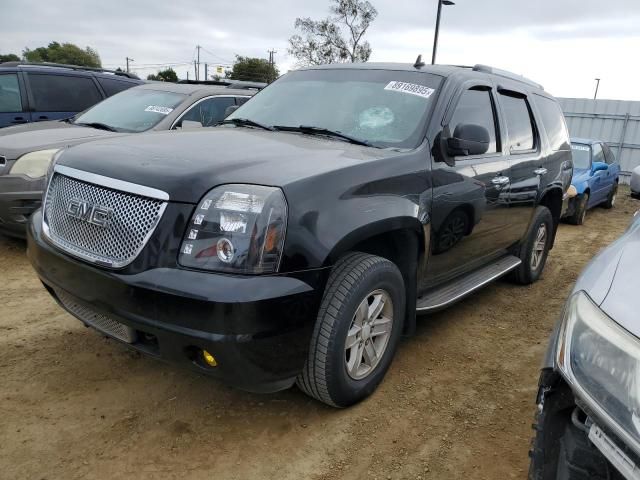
0,174,44,238
27,210,324,393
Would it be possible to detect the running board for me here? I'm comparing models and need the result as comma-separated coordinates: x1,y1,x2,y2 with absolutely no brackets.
416,255,522,312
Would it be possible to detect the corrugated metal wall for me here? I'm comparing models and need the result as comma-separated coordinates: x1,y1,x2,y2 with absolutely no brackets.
558,98,640,183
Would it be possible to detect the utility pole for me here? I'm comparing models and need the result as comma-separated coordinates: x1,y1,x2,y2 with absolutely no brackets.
196,45,201,81
194,60,197,82
126,57,134,73
204,63,208,81
594,78,601,100
268,49,277,67
431,0,455,65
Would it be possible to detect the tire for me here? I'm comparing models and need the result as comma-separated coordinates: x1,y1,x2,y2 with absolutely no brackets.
296,252,405,407
511,206,553,285
602,183,618,209
567,194,588,225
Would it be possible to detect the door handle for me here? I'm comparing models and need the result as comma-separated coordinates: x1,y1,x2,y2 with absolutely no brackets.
38,115,49,120
11,116,27,124
534,168,548,175
491,176,510,186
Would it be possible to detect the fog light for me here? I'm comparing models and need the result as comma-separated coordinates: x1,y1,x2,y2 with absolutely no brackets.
202,350,218,367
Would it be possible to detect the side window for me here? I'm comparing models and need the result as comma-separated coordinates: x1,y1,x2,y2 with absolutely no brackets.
97,77,136,97
449,87,498,154
592,142,605,164
602,143,615,164
0,73,23,113
28,74,102,112
499,92,535,153
534,95,569,151
236,96,251,106
176,97,236,128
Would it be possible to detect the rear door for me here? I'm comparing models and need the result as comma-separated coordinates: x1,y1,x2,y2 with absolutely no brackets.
426,82,513,282
25,72,103,121
0,71,30,127
495,88,542,241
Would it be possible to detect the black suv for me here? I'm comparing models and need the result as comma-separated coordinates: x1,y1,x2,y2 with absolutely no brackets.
27,61,572,407
0,62,142,128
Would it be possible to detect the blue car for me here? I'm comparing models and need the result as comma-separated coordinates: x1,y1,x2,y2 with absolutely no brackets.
565,138,620,224
530,210,640,479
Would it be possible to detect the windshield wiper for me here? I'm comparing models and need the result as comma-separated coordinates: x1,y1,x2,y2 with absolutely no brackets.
273,125,373,147
74,122,118,132
221,118,274,131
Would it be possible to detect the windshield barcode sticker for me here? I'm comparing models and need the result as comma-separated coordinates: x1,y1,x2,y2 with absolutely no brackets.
145,105,174,115
384,81,435,99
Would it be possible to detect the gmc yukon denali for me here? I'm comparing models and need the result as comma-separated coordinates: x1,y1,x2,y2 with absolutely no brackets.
27,61,572,407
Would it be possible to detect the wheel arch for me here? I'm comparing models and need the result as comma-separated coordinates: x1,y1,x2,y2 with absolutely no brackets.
539,187,564,249
324,217,427,336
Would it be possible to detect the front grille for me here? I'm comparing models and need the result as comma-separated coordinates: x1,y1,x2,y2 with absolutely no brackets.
43,172,166,268
56,289,137,343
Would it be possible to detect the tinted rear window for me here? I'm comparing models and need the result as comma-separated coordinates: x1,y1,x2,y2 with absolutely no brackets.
0,73,22,112
28,73,102,112
534,95,570,151
97,77,136,97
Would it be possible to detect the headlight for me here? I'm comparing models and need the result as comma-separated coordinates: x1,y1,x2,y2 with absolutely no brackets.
557,291,640,449
178,184,287,274
10,149,60,178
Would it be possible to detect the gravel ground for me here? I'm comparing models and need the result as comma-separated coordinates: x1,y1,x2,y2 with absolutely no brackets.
1,189,638,480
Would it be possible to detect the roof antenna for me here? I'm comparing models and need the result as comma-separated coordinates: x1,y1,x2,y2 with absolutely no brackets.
414,54,426,69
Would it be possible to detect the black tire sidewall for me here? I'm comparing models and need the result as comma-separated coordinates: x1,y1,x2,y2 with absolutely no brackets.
325,261,405,407
519,207,553,284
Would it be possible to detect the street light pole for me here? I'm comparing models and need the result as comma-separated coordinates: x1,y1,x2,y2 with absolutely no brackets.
594,78,601,100
431,0,455,65
126,57,134,73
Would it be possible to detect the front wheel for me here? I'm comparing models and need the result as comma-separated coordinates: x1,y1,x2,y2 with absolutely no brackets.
296,252,405,407
511,206,553,285
567,193,589,225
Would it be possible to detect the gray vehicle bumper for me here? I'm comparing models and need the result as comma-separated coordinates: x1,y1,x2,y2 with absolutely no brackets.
0,174,45,238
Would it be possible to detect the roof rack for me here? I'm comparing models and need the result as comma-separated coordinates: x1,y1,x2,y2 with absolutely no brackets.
0,61,140,79
177,79,267,90
472,64,543,90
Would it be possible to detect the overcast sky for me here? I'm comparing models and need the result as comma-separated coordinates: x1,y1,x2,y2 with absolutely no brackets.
3,0,640,100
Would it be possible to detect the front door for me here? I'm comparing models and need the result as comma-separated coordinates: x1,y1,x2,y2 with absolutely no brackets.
425,84,513,286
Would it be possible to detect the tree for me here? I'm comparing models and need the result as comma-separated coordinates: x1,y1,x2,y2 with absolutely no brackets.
0,53,20,63
147,68,178,82
23,42,101,67
288,0,377,66
229,56,279,83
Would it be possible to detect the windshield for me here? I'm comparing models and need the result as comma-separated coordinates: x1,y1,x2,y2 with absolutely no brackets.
571,143,592,169
228,69,442,149
74,88,186,133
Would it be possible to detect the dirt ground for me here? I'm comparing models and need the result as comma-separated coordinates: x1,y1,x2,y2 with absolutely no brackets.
1,190,638,480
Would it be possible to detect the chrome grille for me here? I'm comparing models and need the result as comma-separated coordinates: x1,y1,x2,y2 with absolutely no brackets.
43,169,167,268
56,289,137,343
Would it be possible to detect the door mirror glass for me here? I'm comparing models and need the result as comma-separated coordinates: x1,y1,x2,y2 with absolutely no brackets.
447,123,490,156
591,161,608,174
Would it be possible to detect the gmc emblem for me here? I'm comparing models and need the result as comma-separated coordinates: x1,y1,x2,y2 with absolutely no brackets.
66,198,114,228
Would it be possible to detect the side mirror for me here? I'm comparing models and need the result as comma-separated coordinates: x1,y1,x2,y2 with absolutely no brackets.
181,120,203,130
591,161,608,174
224,105,240,118
446,124,490,157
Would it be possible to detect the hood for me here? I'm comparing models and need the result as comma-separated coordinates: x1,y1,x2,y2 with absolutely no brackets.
599,219,640,338
55,128,399,203
0,121,123,160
